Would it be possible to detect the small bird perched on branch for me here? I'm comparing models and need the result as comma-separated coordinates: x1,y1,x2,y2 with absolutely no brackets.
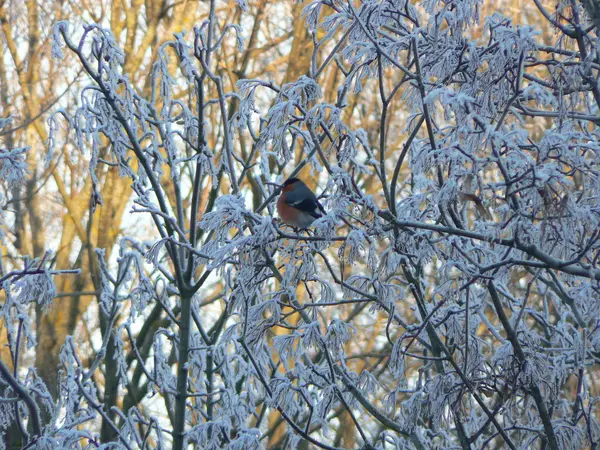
277,177,325,229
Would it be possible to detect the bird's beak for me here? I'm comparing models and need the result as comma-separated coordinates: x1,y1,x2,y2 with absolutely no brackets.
266,181,283,188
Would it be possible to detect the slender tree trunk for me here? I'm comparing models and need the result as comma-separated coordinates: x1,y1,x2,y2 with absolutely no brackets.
173,292,193,450
100,320,119,442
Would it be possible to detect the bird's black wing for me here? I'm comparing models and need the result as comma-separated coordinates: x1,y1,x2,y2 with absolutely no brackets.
286,197,323,218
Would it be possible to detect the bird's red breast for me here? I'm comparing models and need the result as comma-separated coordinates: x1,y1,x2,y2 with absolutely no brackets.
277,191,300,226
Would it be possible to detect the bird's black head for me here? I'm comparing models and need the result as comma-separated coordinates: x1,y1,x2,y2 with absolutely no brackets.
283,177,300,187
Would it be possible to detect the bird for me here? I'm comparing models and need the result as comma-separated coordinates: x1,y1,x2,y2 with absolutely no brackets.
276,177,325,229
